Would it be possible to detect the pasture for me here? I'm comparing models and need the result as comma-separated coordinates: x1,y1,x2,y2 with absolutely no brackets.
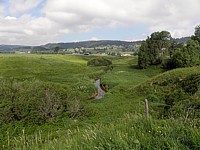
0,54,199,149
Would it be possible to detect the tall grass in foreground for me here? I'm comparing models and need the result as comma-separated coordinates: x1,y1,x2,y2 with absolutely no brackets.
4,113,200,150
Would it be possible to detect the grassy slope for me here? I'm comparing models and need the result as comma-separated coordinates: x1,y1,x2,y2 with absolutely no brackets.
0,54,94,83
0,54,199,149
34,64,199,150
85,57,163,123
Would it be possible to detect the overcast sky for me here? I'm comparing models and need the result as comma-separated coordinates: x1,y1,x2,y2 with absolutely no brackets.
0,0,199,45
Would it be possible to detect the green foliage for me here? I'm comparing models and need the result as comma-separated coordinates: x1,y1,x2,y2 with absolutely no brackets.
135,67,200,119
164,40,200,69
138,31,172,68
146,94,160,102
87,57,112,66
0,54,199,149
163,50,185,69
191,24,200,44
138,42,149,68
164,26,200,70
0,79,85,126
5,114,200,150
181,74,200,95
139,26,200,70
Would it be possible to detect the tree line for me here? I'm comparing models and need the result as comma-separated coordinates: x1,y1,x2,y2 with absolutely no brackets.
138,25,200,69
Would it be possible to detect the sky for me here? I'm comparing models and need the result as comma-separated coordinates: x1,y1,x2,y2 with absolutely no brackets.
0,0,200,45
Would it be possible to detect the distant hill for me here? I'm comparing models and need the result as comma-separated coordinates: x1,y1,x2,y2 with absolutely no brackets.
32,46,48,51
173,36,191,43
0,40,142,51
0,45,24,51
0,37,190,51
0,45,48,51
43,40,143,49
43,37,190,50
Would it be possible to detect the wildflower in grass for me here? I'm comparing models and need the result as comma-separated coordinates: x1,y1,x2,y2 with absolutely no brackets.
155,126,165,136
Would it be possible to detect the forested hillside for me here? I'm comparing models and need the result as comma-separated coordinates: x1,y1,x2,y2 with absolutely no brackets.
0,37,189,52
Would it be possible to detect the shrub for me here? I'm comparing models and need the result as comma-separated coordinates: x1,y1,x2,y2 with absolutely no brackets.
146,94,160,102
0,79,85,126
181,74,200,95
87,57,112,66
134,67,200,119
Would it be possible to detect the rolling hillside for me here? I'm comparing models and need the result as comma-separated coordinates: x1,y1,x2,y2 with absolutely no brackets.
0,37,189,51
0,54,199,149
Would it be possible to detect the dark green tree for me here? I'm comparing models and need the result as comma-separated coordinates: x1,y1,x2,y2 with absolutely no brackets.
191,25,200,44
164,49,184,69
164,39,200,69
138,31,172,68
184,39,200,65
138,42,149,68
168,41,184,58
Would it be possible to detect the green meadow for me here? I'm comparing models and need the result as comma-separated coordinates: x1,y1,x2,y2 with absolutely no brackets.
0,54,199,149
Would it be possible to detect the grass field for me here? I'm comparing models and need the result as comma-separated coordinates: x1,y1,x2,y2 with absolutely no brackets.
0,54,199,150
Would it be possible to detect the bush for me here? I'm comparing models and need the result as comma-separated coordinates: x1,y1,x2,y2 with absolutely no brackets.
163,51,186,70
181,74,200,95
135,67,200,119
146,94,160,102
87,57,112,66
0,79,86,125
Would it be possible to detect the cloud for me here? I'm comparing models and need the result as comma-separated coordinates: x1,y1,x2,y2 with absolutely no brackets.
5,16,17,20
0,0,200,45
146,0,200,38
42,0,200,36
0,14,61,45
